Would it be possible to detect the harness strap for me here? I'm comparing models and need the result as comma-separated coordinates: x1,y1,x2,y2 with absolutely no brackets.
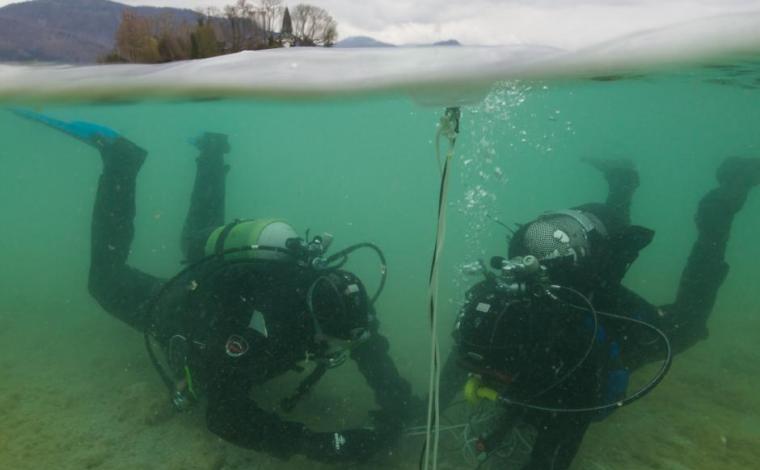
214,219,244,256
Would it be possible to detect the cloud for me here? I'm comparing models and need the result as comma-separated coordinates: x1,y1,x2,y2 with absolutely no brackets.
326,0,760,47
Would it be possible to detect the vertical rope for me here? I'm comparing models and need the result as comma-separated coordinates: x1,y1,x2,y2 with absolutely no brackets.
423,107,461,470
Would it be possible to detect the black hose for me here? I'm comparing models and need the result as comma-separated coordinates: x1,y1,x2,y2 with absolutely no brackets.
496,303,673,414
144,331,175,393
326,242,388,305
531,285,599,399
142,256,229,400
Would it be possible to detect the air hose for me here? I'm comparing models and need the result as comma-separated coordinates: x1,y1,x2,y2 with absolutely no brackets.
325,242,388,305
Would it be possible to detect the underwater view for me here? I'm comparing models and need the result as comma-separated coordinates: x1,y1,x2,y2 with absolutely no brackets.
2,34,760,470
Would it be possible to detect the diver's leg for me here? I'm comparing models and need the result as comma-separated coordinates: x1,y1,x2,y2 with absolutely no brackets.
662,157,760,353
584,158,640,224
10,110,163,331
524,412,591,470
89,138,165,332
180,133,230,262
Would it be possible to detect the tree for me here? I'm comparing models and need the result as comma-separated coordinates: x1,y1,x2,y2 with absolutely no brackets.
115,11,161,63
280,6,292,36
153,12,192,62
98,51,128,64
273,5,293,47
101,1,339,64
158,32,191,62
223,0,267,52
224,0,248,51
191,18,220,59
198,6,222,19
290,4,338,46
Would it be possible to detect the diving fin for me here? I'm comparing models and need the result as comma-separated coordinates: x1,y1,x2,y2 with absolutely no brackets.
11,108,120,147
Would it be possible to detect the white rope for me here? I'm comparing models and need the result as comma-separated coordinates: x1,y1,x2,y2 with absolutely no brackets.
423,108,460,470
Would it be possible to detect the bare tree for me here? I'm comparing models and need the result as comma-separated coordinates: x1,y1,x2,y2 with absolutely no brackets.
224,0,244,51
258,0,283,37
290,4,338,46
224,0,261,51
196,6,222,22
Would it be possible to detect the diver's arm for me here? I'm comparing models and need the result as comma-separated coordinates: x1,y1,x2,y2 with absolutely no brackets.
522,412,592,470
88,137,165,332
205,369,310,457
206,364,390,462
351,320,419,423
181,132,230,262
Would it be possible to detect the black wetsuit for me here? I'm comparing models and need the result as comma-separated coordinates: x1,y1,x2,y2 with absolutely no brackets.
442,166,751,470
87,137,415,462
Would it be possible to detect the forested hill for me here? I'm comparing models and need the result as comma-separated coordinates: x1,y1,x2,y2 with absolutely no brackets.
0,0,198,63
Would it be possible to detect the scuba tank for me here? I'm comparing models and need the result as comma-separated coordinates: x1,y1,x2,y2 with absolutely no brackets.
204,219,300,261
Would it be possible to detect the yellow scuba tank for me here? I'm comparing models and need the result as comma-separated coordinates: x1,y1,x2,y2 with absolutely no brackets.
204,219,299,261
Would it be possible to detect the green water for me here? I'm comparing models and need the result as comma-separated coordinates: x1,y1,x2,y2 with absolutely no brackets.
1,60,759,470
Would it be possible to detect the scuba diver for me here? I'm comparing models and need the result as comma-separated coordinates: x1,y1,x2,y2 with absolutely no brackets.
442,157,760,469
13,110,420,464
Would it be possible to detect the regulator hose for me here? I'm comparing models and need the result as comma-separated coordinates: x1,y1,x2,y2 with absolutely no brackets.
469,302,673,414
326,242,388,305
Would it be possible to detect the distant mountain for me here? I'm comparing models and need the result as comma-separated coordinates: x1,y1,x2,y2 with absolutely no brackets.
335,36,463,48
0,0,199,63
334,36,396,48
432,39,461,47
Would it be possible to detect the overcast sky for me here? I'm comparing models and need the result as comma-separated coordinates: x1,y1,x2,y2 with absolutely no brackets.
1,0,759,47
